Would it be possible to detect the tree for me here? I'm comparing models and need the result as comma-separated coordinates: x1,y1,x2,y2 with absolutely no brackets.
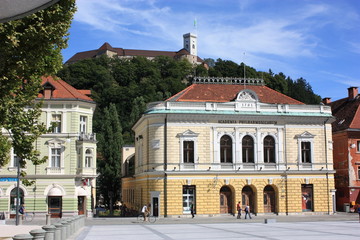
0,0,76,171
97,104,124,214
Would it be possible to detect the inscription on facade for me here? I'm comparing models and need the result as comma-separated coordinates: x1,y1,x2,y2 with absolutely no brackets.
218,120,277,124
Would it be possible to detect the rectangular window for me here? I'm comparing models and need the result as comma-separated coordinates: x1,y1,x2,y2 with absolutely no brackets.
301,184,313,212
301,142,311,163
358,166,360,180
51,148,61,167
12,152,21,168
183,141,194,163
85,149,93,168
183,185,195,214
79,116,87,133
51,114,62,133
357,141,360,152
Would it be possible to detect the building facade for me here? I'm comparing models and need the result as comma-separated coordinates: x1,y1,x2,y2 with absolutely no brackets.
65,33,205,66
122,77,336,217
0,76,97,218
326,87,360,211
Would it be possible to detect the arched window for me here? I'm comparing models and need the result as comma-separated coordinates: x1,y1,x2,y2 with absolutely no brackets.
85,149,93,168
220,135,232,163
242,135,254,163
263,136,275,163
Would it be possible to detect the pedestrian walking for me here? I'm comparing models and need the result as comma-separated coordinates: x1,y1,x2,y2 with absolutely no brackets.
244,205,252,219
236,201,242,219
190,202,195,218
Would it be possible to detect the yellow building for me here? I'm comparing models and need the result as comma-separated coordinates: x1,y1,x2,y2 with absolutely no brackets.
122,77,336,217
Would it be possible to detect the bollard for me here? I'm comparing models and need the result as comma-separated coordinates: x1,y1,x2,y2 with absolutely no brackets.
42,225,56,240
72,217,77,234
53,223,63,240
17,215,23,225
80,215,85,228
46,214,52,225
65,219,72,238
73,216,79,232
30,229,46,240
12,234,33,240
67,218,74,237
60,220,69,240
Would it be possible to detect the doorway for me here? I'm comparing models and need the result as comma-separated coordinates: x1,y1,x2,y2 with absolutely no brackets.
242,186,254,213
220,186,232,214
10,187,24,219
78,196,86,215
48,196,62,218
263,185,276,213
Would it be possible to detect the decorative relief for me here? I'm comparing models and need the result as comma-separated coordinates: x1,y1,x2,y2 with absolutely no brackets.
237,91,256,101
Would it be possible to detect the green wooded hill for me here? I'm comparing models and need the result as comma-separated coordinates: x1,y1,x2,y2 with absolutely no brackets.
57,55,322,145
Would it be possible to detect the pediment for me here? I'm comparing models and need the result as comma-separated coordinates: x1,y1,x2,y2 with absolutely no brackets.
295,131,316,139
177,129,199,138
45,138,66,147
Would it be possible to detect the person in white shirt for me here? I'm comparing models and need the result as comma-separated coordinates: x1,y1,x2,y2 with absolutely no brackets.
244,205,252,219
141,204,150,221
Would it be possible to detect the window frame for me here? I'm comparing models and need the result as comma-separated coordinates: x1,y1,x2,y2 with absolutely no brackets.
51,148,61,168
183,141,195,163
220,135,233,163
263,135,276,163
296,132,315,165
178,130,199,165
85,148,93,168
10,148,21,168
242,135,254,163
51,114,62,133
182,185,196,214
79,115,87,134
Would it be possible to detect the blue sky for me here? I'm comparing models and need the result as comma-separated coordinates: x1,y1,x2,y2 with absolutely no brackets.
61,0,360,101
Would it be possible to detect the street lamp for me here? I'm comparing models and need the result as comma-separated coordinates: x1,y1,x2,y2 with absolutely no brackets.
15,157,21,226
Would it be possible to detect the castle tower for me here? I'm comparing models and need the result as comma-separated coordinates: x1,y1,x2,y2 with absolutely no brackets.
183,33,197,56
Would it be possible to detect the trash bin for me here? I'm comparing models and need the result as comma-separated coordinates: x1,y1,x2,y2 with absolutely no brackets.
344,203,350,212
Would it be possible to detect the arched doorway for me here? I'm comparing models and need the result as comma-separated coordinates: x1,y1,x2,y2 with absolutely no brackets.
263,185,276,213
219,186,232,214
242,186,254,213
47,187,63,218
10,187,24,218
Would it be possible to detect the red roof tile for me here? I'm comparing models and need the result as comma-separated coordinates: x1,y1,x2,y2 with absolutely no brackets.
37,76,94,102
167,83,304,104
330,96,360,131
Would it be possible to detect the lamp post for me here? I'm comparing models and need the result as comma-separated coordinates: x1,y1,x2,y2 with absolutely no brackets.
15,158,21,225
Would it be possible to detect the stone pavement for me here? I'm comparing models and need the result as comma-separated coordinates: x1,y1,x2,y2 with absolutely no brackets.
75,221,360,240
1,213,359,240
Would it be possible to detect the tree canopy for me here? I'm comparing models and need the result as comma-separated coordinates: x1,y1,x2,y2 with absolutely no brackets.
58,56,322,148
0,0,76,171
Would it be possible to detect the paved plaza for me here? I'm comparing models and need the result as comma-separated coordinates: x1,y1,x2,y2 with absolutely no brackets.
76,221,359,240
2,213,359,240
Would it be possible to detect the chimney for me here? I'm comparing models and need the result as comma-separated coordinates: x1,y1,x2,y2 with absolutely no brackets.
348,87,358,100
322,97,331,104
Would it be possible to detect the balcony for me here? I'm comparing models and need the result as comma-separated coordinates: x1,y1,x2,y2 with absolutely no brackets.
78,133,96,142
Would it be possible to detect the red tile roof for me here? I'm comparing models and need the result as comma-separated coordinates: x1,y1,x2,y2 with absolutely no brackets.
329,96,360,132
167,83,304,105
37,76,94,102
